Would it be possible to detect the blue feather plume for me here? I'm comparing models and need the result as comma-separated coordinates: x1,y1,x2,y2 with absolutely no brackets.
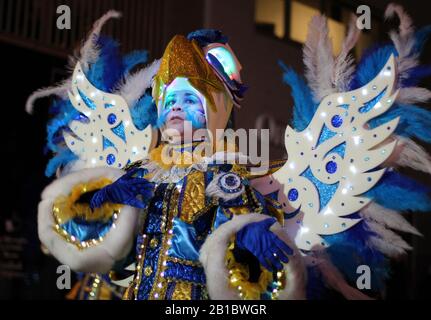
278,61,317,130
350,44,397,90
45,148,78,177
324,221,390,291
130,94,157,130
369,103,431,143
85,36,122,91
122,50,149,75
44,35,153,176
365,171,431,212
279,19,431,297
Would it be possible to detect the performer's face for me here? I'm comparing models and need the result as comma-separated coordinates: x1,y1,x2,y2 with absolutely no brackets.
161,89,206,142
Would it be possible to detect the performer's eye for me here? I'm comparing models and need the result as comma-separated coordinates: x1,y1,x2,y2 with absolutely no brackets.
184,98,196,104
165,99,176,108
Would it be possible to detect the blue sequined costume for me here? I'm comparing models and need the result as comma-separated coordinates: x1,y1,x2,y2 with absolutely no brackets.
120,153,284,300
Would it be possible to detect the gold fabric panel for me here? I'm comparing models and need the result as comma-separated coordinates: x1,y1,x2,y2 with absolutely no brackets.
172,282,193,300
179,171,207,223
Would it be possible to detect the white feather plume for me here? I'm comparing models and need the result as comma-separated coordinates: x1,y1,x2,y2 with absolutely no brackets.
389,136,431,174
26,10,121,114
368,236,408,257
333,14,361,92
397,87,431,104
114,59,160,106
25,81,70,114
75,10,122,72
385,3,414,38
385,3,417,79
384,4,431,108
303,15,335,101
360,202,422,236
366,220,413,256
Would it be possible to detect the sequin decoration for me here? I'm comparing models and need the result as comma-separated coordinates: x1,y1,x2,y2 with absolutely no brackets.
359,88,386,113
111,122,126,143
78,88,97,110
153,35,225,113
180,171,207,223
325,161,337,174
331,115,343,128
102,136,117,151
64,62,153,170
107,113,117,125
164,261,206,284
288,188,299,201
270,54,397,251
218,173,242,193
106,154,116,165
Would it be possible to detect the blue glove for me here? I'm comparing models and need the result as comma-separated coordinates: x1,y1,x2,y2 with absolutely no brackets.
235,217,293,272
90,168,154,209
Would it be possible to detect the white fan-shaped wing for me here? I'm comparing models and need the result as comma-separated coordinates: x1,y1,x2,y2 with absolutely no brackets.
64,62,153,169
267,54,399,250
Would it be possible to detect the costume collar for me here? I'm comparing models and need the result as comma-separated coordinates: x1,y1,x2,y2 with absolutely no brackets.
170,140,205,153
149,140,209,170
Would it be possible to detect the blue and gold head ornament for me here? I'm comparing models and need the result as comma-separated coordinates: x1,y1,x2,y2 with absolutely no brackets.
152,30,246,144
190,29,247,107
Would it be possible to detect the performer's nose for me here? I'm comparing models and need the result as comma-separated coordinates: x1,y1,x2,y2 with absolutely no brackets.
172,105,183,112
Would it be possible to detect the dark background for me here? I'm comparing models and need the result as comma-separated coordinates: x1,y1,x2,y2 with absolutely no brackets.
1,0,430,299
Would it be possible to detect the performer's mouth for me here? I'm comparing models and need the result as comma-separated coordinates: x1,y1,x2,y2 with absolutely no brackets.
168,114,185,123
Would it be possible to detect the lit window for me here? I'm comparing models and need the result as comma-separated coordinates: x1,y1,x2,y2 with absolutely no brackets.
255,0,286,38
290,1,345,54
255,0,382,57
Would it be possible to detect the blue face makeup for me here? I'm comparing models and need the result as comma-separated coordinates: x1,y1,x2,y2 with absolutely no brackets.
156,90,206,129
184,105,206,129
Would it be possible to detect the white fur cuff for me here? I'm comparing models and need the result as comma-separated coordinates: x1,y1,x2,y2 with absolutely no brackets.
38,167,139,273
199,213,307,300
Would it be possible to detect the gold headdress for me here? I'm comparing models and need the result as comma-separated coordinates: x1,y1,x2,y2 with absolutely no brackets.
152,34,242,145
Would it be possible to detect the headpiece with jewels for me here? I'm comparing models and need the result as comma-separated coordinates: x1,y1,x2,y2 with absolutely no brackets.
152,30,246,144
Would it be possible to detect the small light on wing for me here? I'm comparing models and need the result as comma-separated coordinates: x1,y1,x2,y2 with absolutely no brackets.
323,207,333,215
383,70,391,77
299,226,310,235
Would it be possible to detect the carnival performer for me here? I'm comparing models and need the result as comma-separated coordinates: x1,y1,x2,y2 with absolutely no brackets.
27,4,431,300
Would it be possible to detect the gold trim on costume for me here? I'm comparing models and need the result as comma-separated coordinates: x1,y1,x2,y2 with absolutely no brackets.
149,183,179,299
52,178,123,250
171,281,193,300
225,237,286,300
52,178,122,223
179,171,207,223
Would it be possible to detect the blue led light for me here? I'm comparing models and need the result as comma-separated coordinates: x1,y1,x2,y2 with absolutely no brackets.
206,46,237,80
